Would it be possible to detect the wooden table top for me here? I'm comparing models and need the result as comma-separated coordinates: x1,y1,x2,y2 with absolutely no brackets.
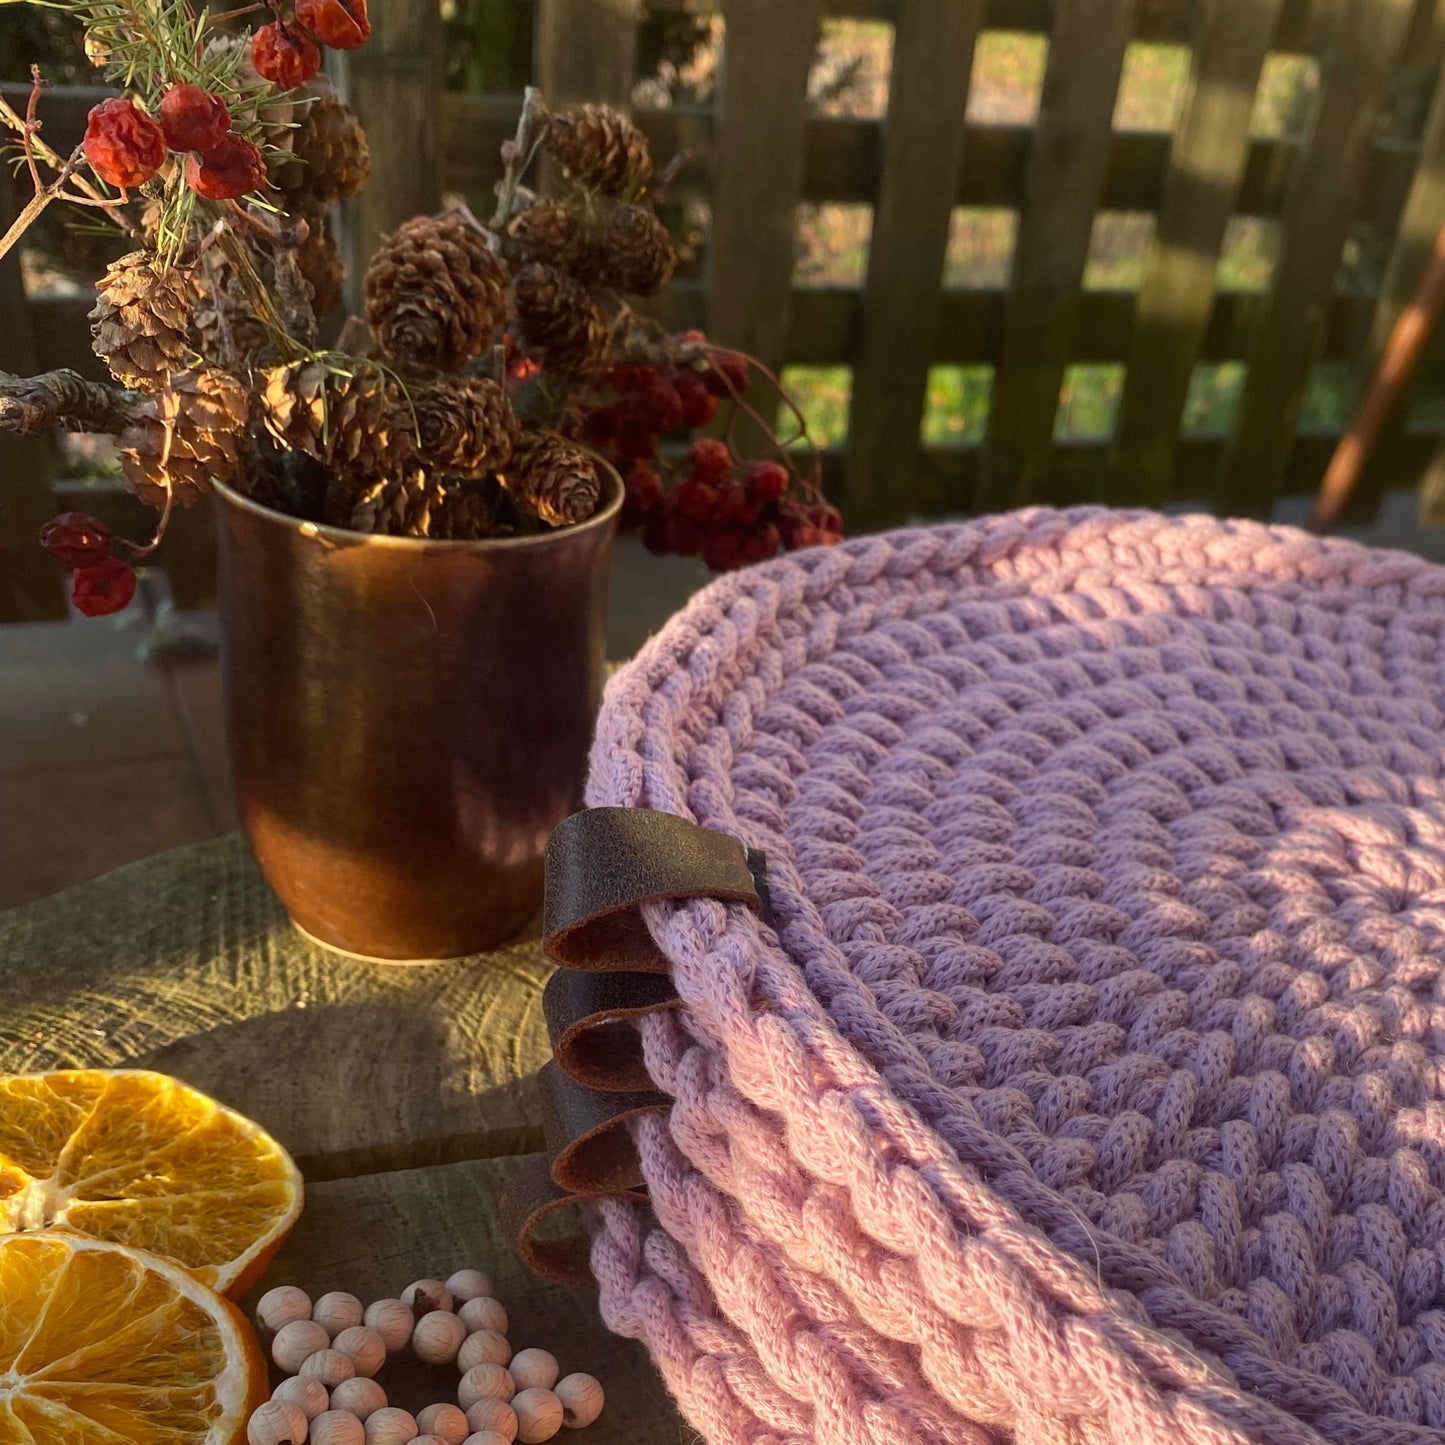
0,832,684,1441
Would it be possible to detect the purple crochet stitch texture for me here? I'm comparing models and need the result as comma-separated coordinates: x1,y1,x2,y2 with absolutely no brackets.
581,510,1445,1445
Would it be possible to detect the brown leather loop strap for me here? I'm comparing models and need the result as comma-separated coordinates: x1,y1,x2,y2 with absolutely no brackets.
539,1059,668,1195
502,1153,645,1287
543,807,767,974
544,968,680,1093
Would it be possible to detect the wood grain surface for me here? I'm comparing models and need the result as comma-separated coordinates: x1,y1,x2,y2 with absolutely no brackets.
0,834,553,1178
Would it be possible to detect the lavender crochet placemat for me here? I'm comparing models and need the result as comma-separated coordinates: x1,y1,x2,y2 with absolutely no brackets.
579,509,1445,1445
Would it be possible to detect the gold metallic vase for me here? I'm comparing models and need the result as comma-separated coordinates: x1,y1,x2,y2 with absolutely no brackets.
214,470,621,962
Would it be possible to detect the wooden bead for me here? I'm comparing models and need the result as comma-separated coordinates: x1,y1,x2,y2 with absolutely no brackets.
465,1399,517,1440
457,1363,515,1409
401,1279,453,1316
363,1298,415,1353
510,1389,563,1444
457,1297,508,1336
313,1291,366,1338
415,1404,470,1445
506,1350,557,1392
457,1330,510,1372
553,1375,603,1431
311,1411,366,1445
257,1286,313,1337
272,1318,332,1373
248,1399,310,1445
300,1348,358,1387
333,1326,387,1377
412,1309,467,1365
363,1408,418,1445
444,1269,493,1302
462,1435,513,1445
331,1377,389,1421
272,1375,331,1420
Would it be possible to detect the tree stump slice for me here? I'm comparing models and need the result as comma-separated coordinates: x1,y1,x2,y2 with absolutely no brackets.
0,834,553,1175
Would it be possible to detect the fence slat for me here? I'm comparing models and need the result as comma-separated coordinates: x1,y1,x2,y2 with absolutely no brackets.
344,0,443,278
706,0,821,376
0,165,66,623
1107,0,1282,504
840,0,983,529
1218,0,1416,518
536,0,642,107
976,0,1136,512
1328,0,1445,525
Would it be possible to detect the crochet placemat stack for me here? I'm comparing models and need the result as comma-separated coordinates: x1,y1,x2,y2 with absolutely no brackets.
579,509,1445,1445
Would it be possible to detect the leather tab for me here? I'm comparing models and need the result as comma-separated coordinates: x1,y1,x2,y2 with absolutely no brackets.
544,968,680,1093
502,1153,644,1287
539,1060,668,1194
543,808,765,973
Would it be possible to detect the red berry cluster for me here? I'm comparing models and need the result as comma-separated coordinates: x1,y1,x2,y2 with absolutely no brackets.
80,0,371,199
84,88,264,201
39,514,138,617
567,335,842,572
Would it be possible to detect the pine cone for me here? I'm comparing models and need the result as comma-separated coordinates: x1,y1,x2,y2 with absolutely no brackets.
512,262,609,375
430,479,512,540
192,257,271,368
504,430,602,527
349,465,447,537
508,198,590,275
90,251,197,390
260,358,407,479
271,79,371,204
119,369,252,507
365,214,508,372
411,376,520,475
545,104,653,198
595,204,676,296
296,208,344,319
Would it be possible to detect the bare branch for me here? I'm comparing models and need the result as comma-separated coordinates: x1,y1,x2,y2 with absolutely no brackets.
0,370,141,437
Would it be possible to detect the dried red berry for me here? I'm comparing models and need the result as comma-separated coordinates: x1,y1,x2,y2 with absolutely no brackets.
671,478,718,524
639,375,682,432
296,0,371,49
742,524,782,564
810,502,843,534
40,512,114,568
613,419,659,463
577,404,619,449
687,438,732,485
620,461,663,529
251,23,322,89
703,529,745,572
672,369,717,429
83,98,166,188
715,485,761,529
159,85,231,154
664,513,706,558
776,499,810,549
71,556,137,617
704,350,751,399
185,134,267,199
747,461,788,503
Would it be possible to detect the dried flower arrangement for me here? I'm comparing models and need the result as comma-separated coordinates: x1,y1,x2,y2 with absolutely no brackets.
0,1,842,617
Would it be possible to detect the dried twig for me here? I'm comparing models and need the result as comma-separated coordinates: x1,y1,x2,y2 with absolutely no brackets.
490,86,550,237
0,369,142,436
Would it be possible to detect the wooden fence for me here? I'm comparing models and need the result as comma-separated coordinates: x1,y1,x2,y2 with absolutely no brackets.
6,0,1445,620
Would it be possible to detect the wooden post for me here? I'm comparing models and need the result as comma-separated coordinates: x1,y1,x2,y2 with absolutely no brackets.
535,0,642,108
840,0,983,532
707,0,821,376
0,163,66,622
341,0,444,292
1217,0,1415,519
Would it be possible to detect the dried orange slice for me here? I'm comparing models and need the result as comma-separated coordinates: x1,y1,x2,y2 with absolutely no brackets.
0,1070,302,1296
0,1231,265,1444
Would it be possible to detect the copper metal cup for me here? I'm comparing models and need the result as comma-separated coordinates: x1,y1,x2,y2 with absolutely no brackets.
213,469,621,962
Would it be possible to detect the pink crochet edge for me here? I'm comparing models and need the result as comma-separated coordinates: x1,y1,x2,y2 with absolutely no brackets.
580,509,1445,1445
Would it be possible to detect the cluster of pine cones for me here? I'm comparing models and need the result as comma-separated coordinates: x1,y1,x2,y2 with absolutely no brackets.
90,97,675,540
91,70,370,513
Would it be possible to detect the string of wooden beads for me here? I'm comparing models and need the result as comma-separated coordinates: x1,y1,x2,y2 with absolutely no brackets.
249,1270,605,1445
